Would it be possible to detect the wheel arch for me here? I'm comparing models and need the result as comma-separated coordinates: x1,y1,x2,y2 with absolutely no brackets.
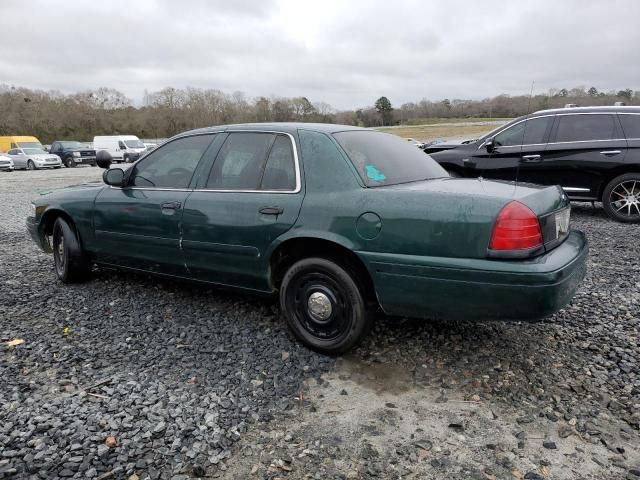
597,166,640,200
40,208,80,253
268,235,378,306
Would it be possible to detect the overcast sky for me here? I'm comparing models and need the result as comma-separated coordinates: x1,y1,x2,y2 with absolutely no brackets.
1,0,638,109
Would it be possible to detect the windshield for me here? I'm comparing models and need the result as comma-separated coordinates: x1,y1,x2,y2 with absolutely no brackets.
22,148,47,154
333,131,447,187
17,142,42,148
60,141,84,148
124,139,144,148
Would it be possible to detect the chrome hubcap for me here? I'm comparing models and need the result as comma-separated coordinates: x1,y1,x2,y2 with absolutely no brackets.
307,292,332,322
611,180,640,217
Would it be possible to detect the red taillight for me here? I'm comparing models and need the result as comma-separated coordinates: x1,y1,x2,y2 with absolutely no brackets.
489,201,542,251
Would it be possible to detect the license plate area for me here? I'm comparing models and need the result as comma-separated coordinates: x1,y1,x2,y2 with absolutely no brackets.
539,206,571,250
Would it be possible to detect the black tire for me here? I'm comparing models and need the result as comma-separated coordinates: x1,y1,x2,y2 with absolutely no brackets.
280,257,371,355
602,173,640,223
27,160,36,170
123,154,130,163
447,170,461,178
64,157,75,168
52,217,92,283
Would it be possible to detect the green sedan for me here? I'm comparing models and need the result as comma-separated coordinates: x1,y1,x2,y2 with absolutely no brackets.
27,124,588,354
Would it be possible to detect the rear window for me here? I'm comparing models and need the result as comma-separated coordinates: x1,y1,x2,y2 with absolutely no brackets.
619,114,640,139
555,114,615,142
333,131,447,187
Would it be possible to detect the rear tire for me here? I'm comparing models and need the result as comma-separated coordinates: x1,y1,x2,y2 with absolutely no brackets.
123,154,130,163
280,257,371,355
602,173,640,223
52,217,92,283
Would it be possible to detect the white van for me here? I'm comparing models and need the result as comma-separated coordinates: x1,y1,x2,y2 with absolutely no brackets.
93,135,147,163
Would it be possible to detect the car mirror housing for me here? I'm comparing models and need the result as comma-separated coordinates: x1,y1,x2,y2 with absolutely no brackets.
103,168,125,187
96,150,113,169
485,139,495,153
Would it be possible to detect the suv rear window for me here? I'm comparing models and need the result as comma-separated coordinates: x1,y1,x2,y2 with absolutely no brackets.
333,131,447,187
619,114,640,139
555,114,615,142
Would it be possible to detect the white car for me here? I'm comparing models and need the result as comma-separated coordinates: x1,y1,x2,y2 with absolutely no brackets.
0,154,14,171
93,135,147,163
6,147,62,170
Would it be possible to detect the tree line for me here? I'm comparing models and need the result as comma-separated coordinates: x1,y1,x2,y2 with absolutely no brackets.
0,84,637,143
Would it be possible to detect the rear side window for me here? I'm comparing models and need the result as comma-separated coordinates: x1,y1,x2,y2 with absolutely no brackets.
555,114,615,142
206,133,275,190
260,135,296,191
523,116,553,145
619,114,640,139
130,134,214,188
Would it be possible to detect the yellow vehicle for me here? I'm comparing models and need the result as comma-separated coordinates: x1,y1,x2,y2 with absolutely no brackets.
0,136,43,153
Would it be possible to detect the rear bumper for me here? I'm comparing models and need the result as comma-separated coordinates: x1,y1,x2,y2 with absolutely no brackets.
359,229,588,321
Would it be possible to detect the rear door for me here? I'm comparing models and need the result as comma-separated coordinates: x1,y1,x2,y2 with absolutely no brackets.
7,149,26,169
93,134,216,275
542,113,627,199
181,131,303,290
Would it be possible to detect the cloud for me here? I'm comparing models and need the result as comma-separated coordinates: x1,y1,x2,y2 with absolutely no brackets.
1,0,638,109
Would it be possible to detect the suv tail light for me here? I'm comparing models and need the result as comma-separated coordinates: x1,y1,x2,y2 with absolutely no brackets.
489,201,543,252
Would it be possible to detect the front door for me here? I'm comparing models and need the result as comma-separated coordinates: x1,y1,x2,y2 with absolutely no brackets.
93,134,216,275
181,131,303,290
474,115,554,184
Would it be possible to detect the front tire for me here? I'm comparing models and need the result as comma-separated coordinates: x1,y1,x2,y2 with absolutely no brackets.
602,173,640,223
446,170,461,178
280,257,371,355
123,154,130,163
27,160,36,170
64,157,75,168
52,217,92,283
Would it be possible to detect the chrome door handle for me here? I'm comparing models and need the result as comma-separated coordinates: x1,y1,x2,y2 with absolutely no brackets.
521,154,542,163
600,150,621,156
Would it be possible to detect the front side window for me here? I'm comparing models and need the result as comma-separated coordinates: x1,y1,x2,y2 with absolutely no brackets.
333,131,447,187
8,149,18,155
494,122,525,147
555,114,615,142
619,114,640,139
129,134,214,189
206,132,275,190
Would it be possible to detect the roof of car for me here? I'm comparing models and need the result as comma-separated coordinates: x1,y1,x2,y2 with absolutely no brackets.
531,106,640,115
183,122,367,136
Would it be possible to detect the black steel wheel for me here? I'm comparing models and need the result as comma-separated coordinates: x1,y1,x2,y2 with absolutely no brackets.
280,257,371,354
602,173,640,223
52,217,92,283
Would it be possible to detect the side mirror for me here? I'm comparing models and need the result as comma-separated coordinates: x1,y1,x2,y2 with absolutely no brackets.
103,168,125,187
485,139,495,154
96,150,112,169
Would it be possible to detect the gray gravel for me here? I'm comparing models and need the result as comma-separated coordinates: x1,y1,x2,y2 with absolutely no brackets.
1,168,639,480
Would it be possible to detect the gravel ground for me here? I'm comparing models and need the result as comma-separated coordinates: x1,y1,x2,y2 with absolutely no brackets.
1,168,639,480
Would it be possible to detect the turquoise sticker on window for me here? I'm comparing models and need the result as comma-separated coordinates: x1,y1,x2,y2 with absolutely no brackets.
365,165,386,182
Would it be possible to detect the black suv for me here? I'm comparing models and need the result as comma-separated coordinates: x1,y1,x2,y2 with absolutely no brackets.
50,141,97,168
426,106,640,222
